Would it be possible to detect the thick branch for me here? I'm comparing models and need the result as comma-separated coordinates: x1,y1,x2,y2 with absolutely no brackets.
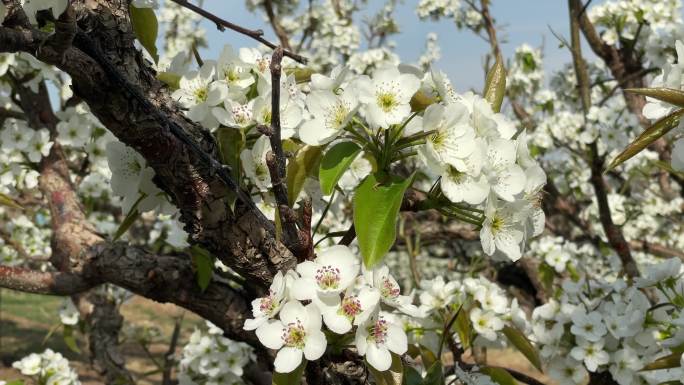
0,266,95,295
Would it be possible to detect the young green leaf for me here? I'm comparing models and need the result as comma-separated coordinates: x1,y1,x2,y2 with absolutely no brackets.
454,307,472,351
353,172,414,268
272,361,307,385
157,72,181,90
502,325,543,372
216,126,246,181
607,108,684,171
319,141,361,196
626,88,684,108
403,365,423,385
286,145,323,205
0,192,22,210
483,55,506,113
367,353,404,385
113,194,146,241
422,361,444,385
480,367,518,385
63,325,81,353
191,245,215,292
129,5,159,62
640,352,683,371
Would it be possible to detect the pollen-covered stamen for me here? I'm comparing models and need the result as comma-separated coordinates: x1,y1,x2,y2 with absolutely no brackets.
282,320,307,349
338,295,362,320
259,291,278,316
367,317,389,344
315,265,341,289
194,86,208,102
325,102,351,129
380,278,400,299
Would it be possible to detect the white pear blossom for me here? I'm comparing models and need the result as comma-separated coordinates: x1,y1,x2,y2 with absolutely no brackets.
356,66,420,129
172,65,226,127
470,308,504,341
570,310,607,342
570,337,610,372
26,129,53,162
480,198,525,261
240,135,272,192
244,271,287,331
355,312,408,371
255,301,327,373
319,286,380,334
299,89,358,145
291,245,359,300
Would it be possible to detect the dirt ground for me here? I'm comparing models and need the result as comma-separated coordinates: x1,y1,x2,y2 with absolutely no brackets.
0,289,203,384
1,289,555,384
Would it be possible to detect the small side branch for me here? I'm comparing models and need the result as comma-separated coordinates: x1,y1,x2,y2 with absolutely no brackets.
168,0,306,64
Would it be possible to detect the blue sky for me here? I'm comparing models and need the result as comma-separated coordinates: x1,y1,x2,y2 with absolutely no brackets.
194,0,575,91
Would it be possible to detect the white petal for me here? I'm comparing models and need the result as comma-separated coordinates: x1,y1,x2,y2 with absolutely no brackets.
274,347,303,373
280,301,307,324
323,311,353,334
385,325,408,355
366,343,392,371
291,277,317,301
303,330,327,360
255,321,284,350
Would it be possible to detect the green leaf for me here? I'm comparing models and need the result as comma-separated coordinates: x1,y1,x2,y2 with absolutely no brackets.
607,108,684,171
640,352,683,371
403,365,423,385
422,361,444,385
286,145,323,205
502,325,543,372
319,141,361,196
113,194,145,241
538,262,555,294
483,55,506,113
353,172,414,268
216,126,245,181
626,88,684,108
5,380,25,385
272,361,307,385
419,344,438,370
157,72,181,90
0,192,22,209
191,245,215,292
63,325,80,353
480,367,518,385
129,5,159,62
368,353,403,385
454,307,472,351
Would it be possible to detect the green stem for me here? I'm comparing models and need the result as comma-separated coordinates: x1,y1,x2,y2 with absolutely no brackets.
312,189,336,236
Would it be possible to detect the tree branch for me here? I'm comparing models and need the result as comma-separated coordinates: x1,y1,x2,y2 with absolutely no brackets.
568,0,639,277
168,0,306,64
0,266,95,295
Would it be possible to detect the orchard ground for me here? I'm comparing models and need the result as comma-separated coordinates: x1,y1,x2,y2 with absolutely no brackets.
0,290,554,384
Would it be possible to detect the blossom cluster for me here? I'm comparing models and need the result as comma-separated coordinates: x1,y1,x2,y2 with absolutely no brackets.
12,348,80,385
167,41,545,261
177,322,255,385
246,245,418,373
530,258,684,385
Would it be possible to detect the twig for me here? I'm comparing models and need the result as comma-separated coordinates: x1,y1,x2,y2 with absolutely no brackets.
168,0,307,64
162,314,184,385
263,0,293,51
567,0,639,277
